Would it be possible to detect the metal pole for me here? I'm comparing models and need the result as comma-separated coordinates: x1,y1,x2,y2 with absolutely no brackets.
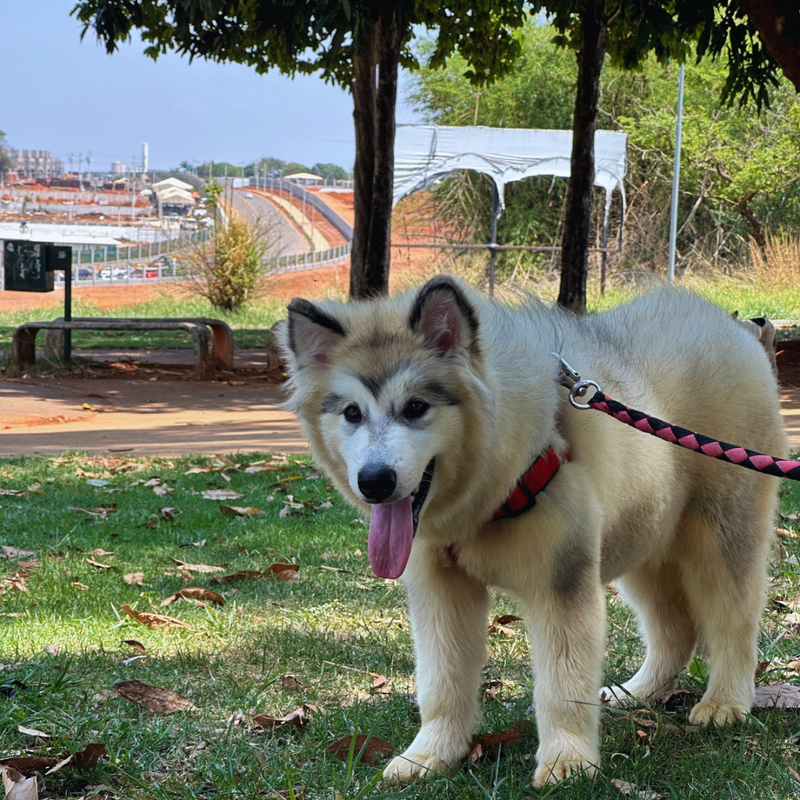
668,62,685,284
600,212,610,295
64,256,72,362
489,182,499,296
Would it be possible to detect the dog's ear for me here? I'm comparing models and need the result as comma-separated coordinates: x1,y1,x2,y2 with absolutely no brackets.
286,298,346,368
408,276,479,357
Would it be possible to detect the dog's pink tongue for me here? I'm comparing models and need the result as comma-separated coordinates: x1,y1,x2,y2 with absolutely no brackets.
368,496,413,579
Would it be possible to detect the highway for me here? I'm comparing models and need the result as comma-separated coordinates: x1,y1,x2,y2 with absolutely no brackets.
230,189,308,257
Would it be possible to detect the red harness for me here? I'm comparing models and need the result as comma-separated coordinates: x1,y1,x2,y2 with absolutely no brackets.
491,446,568,521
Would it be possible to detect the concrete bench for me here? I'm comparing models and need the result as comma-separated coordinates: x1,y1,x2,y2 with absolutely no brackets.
44,317,233,370
13,320,216,381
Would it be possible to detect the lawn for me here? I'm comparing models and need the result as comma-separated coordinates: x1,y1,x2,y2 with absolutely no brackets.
1,272,799,361
1,453,798,799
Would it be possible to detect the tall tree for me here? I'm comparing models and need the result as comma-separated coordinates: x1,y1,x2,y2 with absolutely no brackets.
531,0,789,312
0,131,11,176
738,0,800,92
73,0,525,299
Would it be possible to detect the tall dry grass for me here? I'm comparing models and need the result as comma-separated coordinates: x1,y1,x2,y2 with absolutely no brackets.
749,233,800,292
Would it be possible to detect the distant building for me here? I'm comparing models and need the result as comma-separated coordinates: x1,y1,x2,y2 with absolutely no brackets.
111,161,126,175
8,150,63,180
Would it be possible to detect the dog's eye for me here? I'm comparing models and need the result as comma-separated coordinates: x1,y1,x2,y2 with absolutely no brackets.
404,399,430,420
343,404,362,424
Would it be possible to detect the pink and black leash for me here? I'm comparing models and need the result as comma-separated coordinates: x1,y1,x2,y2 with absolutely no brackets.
556,357,800,481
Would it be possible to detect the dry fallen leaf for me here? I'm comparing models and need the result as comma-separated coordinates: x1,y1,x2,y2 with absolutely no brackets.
629,715,700,735
0,575,29,594
113,679,197,713
220,505,264,517
212,563,299,584
68,504,117,518
167,558,224,574
86,558,118,571
1,546,36,559
325,734,394,765
161,587,226,607
481,679,515,701
91,548,116,558
212,570,265,584
73,742,108,769
201,489,243,501
0,765,38,800
0,757,57,772
123,572,145,586
611,778,663,800
469,720,532,755
753,684,800,708
160,507,180,521
488,614,524,636
253,707,308,729
121,604,192,630
122,639,146,655
17,726,50,738
281,673,303,690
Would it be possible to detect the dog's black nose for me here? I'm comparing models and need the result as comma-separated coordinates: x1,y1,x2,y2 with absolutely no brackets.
358,464,397,502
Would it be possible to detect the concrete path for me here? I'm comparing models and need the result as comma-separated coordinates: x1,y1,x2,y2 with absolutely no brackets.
0,360,798,457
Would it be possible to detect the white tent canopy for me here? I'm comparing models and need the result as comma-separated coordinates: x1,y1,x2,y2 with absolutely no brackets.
393,125,627,219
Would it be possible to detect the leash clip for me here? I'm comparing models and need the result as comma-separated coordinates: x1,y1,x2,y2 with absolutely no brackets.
553,355,603,410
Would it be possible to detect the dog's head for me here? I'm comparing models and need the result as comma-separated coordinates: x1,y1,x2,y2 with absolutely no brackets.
280,276,485,579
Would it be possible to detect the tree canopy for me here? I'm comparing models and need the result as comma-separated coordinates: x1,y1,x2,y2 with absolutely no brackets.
408,21,800,281
74,0,526,298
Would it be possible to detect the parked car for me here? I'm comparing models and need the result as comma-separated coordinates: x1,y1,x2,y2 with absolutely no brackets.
74,268,93,281
244,192,254,198
99,266,135,281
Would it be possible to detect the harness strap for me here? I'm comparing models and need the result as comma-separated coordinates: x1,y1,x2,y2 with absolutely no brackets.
491,446,568,521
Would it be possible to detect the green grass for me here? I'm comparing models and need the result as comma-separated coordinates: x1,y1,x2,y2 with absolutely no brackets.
0,294,289,354
1,453,798,799
1,273,799,362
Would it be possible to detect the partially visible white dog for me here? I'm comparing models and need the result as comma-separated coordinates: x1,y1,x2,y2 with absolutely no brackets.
280,276,786,787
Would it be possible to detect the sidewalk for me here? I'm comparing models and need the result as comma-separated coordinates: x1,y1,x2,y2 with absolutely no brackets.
0,355,798,457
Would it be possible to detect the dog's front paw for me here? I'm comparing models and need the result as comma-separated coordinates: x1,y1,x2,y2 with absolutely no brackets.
689,699,748,727
383,750,453,783
532,755,596,788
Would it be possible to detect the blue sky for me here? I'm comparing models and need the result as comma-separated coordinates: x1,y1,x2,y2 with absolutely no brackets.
0,1,422,173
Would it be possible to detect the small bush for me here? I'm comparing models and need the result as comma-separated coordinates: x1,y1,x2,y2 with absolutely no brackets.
187,212,274,312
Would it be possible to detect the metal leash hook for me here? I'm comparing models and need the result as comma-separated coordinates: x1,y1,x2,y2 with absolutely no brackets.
553,355,603,410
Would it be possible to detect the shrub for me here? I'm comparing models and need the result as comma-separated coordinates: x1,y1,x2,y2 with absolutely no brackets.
187,212,274,312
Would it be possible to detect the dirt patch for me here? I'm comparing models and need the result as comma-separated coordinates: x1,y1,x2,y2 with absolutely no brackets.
308,189,355,226
0,282,189,313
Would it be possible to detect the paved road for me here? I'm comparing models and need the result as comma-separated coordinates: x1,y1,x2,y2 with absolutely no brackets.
231,190,307,257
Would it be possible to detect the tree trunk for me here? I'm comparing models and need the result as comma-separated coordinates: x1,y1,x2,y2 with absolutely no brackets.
737,192,767,251
363,12,400,298
738,0,800,92
349,14,401,300
350,33,377,300
557,0,607,315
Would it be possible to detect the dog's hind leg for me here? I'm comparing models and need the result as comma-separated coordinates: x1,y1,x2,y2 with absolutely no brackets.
600,560,696,705
383,540,489,784
678,501,772,726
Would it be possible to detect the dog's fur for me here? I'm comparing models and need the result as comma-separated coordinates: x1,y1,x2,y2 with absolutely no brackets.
279,277,786,787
